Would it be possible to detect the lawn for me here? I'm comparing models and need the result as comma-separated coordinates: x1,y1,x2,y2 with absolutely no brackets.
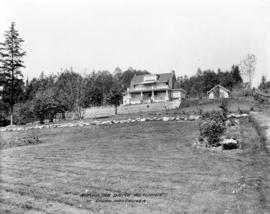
0,119,270,213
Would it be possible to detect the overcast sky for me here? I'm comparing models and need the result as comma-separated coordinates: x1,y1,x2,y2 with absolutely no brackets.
1,0,270,86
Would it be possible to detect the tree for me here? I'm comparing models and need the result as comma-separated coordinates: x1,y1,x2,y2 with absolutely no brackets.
231,65,242,85
259,75,267,90
0,22,26,125
95,70,114,105
202,70,219,93
239,54,256,88
218,71,234,90
32,88,65,124
13,100,34,125
55,69,86,119
84,73,103,107
107,87,122,115
24,73,56,101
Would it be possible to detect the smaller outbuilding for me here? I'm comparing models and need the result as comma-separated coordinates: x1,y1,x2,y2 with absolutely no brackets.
207,84,230,99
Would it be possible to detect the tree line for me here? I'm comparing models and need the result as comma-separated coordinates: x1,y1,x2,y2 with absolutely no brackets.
178,65,243,98
1,66,150,125
19,68,149,124
1,22,268,126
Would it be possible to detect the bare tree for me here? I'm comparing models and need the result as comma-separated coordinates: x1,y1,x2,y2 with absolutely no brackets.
239,54,256,88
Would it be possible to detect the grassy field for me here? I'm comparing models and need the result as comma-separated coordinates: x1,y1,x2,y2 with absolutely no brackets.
1,118,270,213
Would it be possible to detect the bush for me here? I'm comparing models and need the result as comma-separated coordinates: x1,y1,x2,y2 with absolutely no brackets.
0,101,10,126
32,89,65,124
199,111,226,146
13,101,35,125
0,114,10,127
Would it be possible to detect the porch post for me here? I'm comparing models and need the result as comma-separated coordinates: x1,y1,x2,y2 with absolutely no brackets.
165,90,169,101
128,92,131,104
151,90,154,102
140,91,143,103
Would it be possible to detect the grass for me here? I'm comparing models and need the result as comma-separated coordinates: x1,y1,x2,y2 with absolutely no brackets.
178,98,254,115
0,118,270,213
248,116,268,153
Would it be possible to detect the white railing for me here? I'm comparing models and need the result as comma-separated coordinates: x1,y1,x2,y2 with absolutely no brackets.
133,85,169,91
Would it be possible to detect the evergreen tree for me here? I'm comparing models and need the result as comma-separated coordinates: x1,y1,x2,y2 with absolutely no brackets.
0,22,26,125
231,65,242,84
107,87,122,115
259,75,267,90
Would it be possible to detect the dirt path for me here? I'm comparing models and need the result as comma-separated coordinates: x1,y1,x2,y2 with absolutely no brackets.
239,118,270,212
250,111,270,150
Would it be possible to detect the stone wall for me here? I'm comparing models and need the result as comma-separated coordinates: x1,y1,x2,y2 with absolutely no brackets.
83,100,181,119
84,106,115,118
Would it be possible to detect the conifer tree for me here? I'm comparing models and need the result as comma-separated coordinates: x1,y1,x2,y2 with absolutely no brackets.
0,22,26,125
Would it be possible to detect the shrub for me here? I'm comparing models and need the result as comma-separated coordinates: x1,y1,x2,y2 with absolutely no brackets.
199,111,226,146
0,114,10,127
32,89,65,124
180,100,190,108
13,101,35,125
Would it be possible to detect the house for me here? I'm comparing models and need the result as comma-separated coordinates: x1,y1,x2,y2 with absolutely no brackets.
207,84,230,99
123,71,187,105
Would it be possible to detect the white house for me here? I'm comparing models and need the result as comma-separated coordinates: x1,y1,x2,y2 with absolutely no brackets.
123,71,187,105
207,84,230,99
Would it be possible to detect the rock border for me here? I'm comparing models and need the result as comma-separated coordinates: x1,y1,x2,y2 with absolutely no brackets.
0,113,249,132
0,115,199,132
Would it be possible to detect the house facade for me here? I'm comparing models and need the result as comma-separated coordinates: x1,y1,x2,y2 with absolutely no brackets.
207,84,230,99
123,71,186,105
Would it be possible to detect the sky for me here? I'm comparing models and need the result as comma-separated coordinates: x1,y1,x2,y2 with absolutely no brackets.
0,0,270,86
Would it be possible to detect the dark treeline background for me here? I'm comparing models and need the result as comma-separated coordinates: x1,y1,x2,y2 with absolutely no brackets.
178,65,243,98
0,67,150,125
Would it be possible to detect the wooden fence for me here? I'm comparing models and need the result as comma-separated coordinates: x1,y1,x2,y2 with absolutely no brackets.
253,89,270,102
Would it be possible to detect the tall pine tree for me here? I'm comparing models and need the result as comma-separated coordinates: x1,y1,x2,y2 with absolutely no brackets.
0,22,26,125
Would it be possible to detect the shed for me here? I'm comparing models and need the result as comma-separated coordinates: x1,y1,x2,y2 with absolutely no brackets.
207,84,230,99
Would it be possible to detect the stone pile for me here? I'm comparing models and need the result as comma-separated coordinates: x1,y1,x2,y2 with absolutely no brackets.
0,115,200,132
220,138,238,150
227,113,249,119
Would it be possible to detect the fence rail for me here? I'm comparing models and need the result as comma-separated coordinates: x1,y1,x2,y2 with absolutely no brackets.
253,89,270,101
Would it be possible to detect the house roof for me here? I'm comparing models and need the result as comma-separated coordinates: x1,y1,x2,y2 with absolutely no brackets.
130,73,173,87
207,84,231,94
171,88,187,94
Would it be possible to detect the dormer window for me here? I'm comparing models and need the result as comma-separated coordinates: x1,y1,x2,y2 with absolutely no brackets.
143,75,157,82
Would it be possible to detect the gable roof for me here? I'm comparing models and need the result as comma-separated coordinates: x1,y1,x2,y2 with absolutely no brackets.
171,88,187,94
130,73,173,87
207,84,231,94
